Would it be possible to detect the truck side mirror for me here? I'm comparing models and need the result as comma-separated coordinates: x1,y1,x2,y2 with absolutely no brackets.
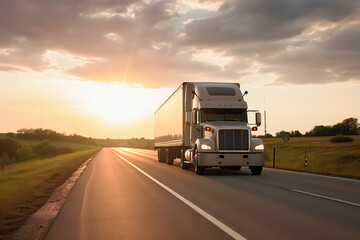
256,112,261,126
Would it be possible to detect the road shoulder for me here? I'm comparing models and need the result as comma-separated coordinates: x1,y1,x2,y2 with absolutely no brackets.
11,154,97,240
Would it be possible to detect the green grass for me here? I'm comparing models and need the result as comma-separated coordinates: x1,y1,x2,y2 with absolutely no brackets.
262,135,360,178
0,136,96,151
0,148,101,239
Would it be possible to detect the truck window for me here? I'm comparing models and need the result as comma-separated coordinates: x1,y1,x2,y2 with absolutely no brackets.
201,108,247,122
206,87,235,96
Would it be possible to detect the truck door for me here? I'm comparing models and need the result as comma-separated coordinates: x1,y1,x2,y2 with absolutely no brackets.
190,110,201,146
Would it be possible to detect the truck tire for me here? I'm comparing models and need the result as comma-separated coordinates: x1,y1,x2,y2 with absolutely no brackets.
194,148,204,175
166,149,174,165
157,149,161,162
180,149,190,170
250,166,263,175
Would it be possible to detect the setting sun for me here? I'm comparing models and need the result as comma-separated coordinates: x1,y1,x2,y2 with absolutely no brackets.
68,82,170,126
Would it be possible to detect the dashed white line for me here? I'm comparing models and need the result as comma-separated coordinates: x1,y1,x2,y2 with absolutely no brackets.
112,149,246,240
290,189,360,208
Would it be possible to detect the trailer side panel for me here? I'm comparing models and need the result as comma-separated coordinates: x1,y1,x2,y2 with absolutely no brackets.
154,84,184,147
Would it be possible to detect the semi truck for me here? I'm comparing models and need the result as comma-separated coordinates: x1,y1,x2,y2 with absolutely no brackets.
154,82,264,175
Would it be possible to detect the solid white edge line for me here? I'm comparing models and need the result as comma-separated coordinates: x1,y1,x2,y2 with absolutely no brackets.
112,148,246,240
265,167,360,183
290,189,360,208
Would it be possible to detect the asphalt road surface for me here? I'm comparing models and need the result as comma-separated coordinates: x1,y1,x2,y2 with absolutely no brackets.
45,148,360,240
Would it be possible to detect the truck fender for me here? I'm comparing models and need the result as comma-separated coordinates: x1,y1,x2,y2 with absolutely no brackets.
251,138,264,150
195,138,215,153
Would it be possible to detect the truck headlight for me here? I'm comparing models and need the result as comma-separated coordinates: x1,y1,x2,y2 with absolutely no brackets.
201,144,212,150
254,144,264,150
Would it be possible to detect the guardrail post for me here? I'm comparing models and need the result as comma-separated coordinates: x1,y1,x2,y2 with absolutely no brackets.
273,148,275,168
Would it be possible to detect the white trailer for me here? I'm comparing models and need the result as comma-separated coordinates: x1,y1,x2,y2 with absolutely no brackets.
154,82,264,175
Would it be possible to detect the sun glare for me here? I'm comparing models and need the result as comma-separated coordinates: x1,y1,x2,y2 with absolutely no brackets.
60,81,173,126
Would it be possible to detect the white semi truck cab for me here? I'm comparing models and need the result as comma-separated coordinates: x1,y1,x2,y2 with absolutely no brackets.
154,82,264,175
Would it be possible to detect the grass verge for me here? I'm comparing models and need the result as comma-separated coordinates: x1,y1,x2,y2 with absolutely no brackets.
0,147,101,239
262,135,360,178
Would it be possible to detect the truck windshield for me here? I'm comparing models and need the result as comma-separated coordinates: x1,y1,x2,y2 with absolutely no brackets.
201,108,247,122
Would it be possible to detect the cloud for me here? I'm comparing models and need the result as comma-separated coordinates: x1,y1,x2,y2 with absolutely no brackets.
259,23,360,84
1,0,359,86
183,0,360,84
184,0,358,44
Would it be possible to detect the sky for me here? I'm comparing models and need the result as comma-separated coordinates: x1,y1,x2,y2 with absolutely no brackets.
1,0,360,139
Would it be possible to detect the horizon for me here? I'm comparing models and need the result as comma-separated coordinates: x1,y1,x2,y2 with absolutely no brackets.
1,0,359,139
2,115,358,140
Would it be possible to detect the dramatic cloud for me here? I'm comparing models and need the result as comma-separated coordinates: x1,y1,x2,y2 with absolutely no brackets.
1,0,360,86
184,0,360,84
184,0,357,44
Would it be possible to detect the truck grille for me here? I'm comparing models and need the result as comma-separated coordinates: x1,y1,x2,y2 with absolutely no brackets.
218,129,249,151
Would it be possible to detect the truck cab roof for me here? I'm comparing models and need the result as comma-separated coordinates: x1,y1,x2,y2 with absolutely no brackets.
187,82,248,109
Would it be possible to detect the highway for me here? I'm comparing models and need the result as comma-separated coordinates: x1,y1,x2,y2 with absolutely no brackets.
45,148,360,240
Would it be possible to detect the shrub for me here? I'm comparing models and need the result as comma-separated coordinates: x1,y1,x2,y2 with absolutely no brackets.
32,140,75,157
276,131,291,143
3,154,16,165
0,138,20,160
16,144,34,161
32,140,58,157
330,134,353,143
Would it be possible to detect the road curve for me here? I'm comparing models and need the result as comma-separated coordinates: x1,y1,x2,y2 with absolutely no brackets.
45,148,360,240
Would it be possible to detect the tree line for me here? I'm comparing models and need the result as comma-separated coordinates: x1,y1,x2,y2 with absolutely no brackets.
10,128,98,145
5,128,154,149
0,138,75,165
304,118,360,136
272,117,360,138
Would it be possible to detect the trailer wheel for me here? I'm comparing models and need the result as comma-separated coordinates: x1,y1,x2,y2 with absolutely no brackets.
194,148,204,175
158,149,166,163
166,149,174,165
250,166,263,175
180,149,190,170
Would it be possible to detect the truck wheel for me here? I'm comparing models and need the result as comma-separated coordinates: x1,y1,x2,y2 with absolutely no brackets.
166,149,174,165
250,166,263,175
158,149,165,163
180,149,190,170
194,149,204,175
157,149,161,162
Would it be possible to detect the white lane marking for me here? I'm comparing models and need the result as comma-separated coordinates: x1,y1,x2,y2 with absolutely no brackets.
120,148,157,157
265,167,360,183
112,149,246,240
290,189,360,208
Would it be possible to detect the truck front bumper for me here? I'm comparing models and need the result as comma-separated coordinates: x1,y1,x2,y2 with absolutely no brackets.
197,152,264,167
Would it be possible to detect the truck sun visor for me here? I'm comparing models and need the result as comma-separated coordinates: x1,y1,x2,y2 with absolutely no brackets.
206,87,235,96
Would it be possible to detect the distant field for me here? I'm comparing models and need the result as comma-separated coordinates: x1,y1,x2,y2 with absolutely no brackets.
262,135,360,178
0,136,95,151
0,143,101,239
